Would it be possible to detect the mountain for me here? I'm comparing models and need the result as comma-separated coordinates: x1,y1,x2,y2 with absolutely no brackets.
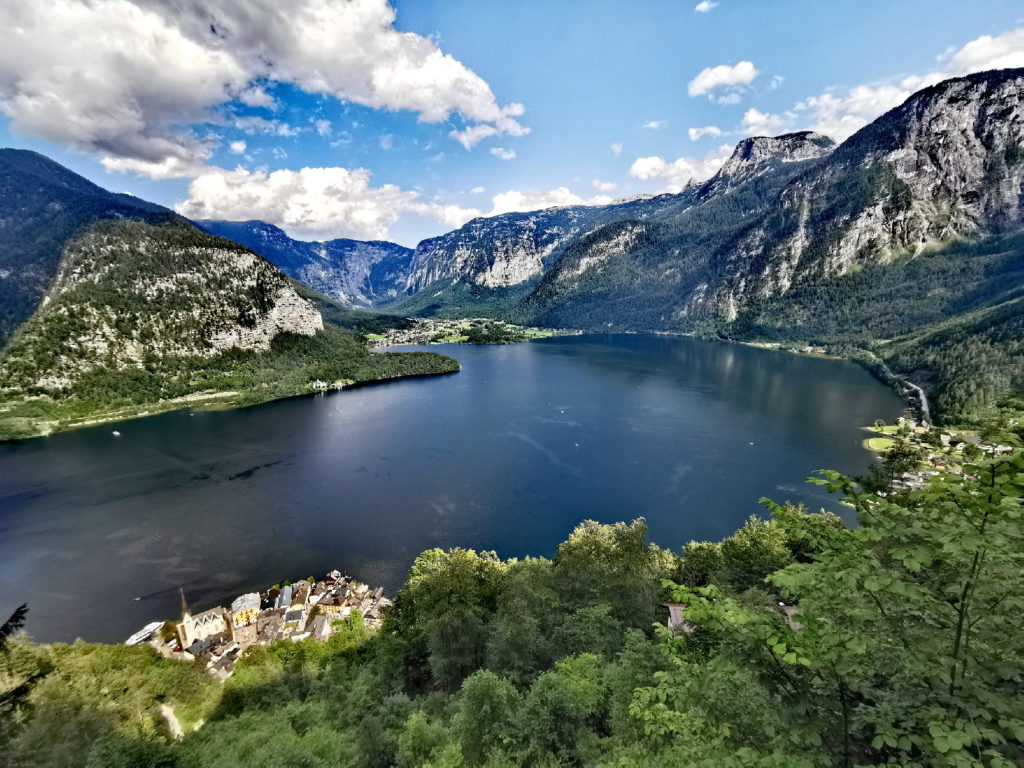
195,220,413,308
0,149,169,345
395,70,1023,332
382,69,1024,420
386,191,693,318
0,152,457,438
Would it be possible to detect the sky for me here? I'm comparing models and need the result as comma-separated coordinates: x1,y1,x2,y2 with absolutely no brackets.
1,0,1023,247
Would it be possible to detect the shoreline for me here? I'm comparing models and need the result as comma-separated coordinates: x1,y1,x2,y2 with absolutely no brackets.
0,364,460,443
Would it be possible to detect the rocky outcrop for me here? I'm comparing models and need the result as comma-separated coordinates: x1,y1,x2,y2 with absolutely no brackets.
700,131,835,196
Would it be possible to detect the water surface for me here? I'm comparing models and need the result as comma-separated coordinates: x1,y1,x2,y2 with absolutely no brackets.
0,334,904,642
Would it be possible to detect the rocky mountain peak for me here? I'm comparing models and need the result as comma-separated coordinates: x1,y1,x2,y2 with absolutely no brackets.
718,131,836,180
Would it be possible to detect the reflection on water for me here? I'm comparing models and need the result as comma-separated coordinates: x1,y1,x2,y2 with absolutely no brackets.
0,334,904,642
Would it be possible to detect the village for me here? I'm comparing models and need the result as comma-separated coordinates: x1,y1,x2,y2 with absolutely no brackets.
863,414,1015,492
124,570,392,680
368,317,571,347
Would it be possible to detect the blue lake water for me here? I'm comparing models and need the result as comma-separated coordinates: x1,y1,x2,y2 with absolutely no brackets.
0,334,904,642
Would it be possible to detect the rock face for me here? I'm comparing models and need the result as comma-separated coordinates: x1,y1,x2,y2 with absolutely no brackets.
702,131,836,195
703,69,1024,320
196,220,413,307
1,219,322,393
397,193,695,312
402,207,606,293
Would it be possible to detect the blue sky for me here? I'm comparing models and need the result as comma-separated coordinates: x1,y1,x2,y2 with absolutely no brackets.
2,0,1023,246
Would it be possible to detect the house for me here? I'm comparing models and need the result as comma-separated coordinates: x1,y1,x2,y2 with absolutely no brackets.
317,596,345,616
230,593,260,645
292,581,311,607
276,585,293,610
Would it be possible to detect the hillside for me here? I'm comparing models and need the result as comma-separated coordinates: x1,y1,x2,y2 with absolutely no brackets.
196,220,414,308
0,160,458,439
0,149,170,345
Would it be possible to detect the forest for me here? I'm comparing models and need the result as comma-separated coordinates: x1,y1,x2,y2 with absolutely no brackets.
2,410,1021,767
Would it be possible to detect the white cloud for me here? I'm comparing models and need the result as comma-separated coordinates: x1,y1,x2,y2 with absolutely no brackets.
450,124,497,150
379,134,394,150
694,1,718,12
238,86,276,109
490,147,517,160
769,74,785,90
0,0,528,178
487,187,592,216
175,165,480,241
688,61,759,96
610,142,623,156
469,186,487,194
628,144,733,192
591,179,617,192
233,116,299,137
743,27,1024,144
945,27,1024,72
740,108,792,136
688,125,723,141
314,119,332,137
229,140,247,154
643,120,665,130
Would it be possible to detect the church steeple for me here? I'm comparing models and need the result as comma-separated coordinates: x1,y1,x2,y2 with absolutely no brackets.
180,587,191,620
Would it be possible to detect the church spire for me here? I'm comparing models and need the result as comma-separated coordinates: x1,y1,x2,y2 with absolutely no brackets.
180,587,190,620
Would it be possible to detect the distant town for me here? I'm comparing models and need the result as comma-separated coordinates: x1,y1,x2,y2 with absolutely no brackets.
369,318,574,347
125,570,392,680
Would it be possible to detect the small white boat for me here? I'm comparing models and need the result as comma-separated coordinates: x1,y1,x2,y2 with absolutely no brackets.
112,431,121,437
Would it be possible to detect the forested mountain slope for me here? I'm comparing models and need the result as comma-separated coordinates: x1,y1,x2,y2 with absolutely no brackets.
0,149,170,345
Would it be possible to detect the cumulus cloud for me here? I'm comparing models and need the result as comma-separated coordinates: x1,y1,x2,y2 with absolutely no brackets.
490,147,517,160
0,0,528,177
591,179,617,192
688,61,759,97
694,1,718,12
610,142,623,155
314,119,332,137
379,134,394,150
688,125,723,141
469,186,487,194
488,187,586,216
229,140,247,154
175,165,479,241
945,27,1024,71
643,120,665,130
740,108,793,136
740,27,1024,143
628,144,733,192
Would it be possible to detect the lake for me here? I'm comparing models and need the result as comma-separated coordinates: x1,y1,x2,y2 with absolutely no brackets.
0,334,905,643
